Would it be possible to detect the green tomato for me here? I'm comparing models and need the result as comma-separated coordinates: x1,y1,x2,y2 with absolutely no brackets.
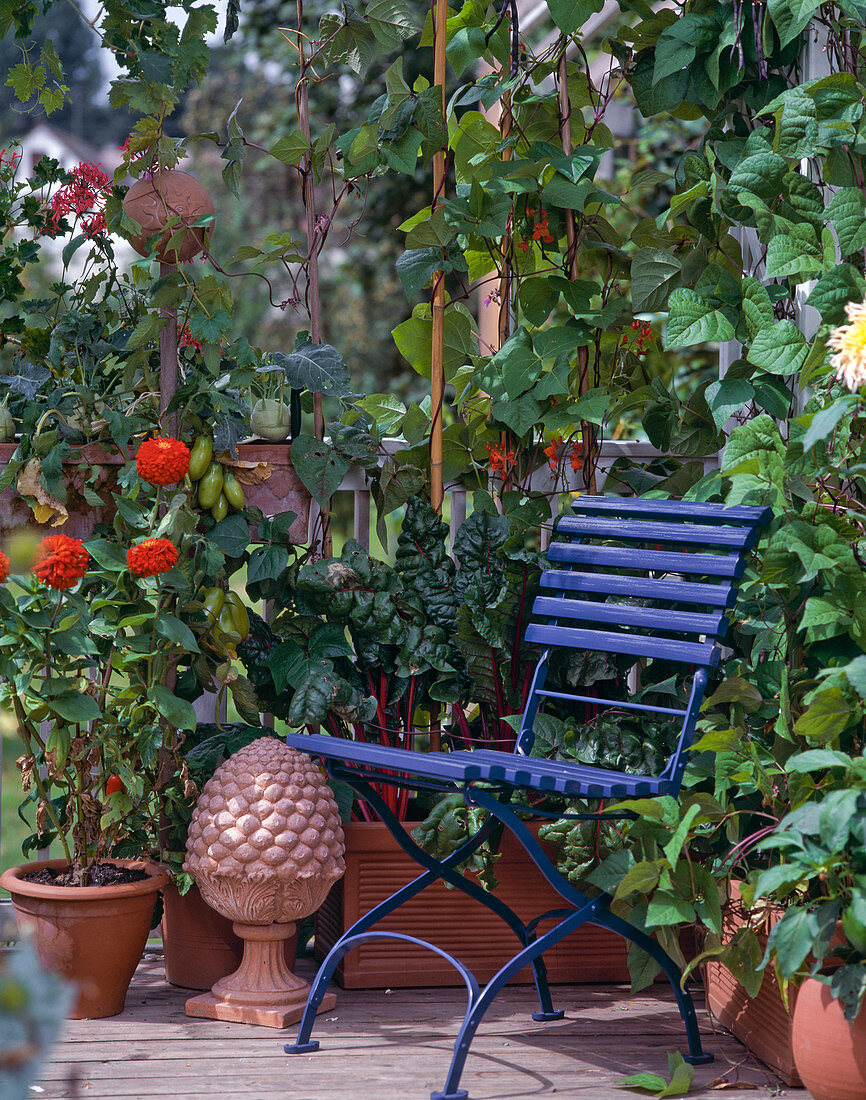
222,470,245,510
197,462,224,509
188,434,214,480
211,493,228,523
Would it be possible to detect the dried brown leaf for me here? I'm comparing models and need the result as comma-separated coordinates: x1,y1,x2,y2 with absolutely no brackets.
16,457,69,526
216,453,274,486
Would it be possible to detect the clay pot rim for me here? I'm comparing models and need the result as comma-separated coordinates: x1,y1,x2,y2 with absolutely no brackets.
0,858,168,900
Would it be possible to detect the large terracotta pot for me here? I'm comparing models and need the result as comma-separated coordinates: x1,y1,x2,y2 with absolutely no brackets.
704,882,801,1085
792,978,866,1100
234,443,310,544
161,879,299,991
315,820,635,989
0,859,168,1019
0,443,124,544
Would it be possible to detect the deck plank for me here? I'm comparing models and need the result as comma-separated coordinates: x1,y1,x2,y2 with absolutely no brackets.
36,954,804,1100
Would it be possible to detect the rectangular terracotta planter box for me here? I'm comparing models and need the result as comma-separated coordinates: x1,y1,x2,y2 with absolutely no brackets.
704,883,802,1087
0,441,311,545
315,820,634,989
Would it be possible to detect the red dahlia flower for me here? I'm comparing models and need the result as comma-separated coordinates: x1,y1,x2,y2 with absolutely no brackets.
0,551,9,582
135,437,190,486
127,538,179,578
33,535,89,590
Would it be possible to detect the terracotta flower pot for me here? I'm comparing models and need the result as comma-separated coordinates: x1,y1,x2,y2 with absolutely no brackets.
0,859,168,1019
0,443,125,544
792,978,866,1100
161,879,300,991
315,820,635,989
235,443,310,544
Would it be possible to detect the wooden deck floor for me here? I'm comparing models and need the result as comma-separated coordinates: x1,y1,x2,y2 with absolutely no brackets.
36,954,804,1100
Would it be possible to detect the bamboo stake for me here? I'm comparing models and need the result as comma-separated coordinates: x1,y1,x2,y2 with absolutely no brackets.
497,89,513,350
159,261,178,435
557,50,597,495
430,0,448,516
297,0,332,555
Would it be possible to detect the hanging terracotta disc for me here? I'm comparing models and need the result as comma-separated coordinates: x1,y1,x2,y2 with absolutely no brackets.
123,170,215,264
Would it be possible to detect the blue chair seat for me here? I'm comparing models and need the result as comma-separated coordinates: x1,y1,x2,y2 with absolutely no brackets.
303,734,674,799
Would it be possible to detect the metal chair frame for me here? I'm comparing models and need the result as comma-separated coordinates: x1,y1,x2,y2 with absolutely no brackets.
284,497,772,1099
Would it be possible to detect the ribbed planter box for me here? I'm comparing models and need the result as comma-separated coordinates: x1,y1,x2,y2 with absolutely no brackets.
705,883,802,1087
315,820,634,989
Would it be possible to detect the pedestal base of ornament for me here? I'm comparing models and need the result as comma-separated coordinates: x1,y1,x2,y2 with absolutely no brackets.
185,920,335,1028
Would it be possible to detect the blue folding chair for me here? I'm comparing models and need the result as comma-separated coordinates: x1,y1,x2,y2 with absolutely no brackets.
284,496,772,1099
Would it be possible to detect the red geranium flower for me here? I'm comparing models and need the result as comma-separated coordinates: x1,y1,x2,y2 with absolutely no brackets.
127,538,179,578
135,437,190,486
0,551,10,582
33,535,89,590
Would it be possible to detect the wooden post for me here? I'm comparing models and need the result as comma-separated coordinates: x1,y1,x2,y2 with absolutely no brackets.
297,0,331,555
430,0,448,516
557,51,597,494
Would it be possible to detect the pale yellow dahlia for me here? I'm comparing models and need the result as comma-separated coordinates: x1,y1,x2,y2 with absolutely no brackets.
828,298,866,391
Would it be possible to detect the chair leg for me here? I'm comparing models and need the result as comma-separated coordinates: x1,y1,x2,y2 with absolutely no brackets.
466,790,713,1065
353,781,565,1022
432,900,604,1100
595,910,713,1065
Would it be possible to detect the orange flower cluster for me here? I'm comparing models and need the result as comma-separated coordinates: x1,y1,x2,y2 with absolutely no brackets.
528,207,554,244
486,443,515,476
544,438,585,474
543,436,562,471
135,437,191,486
0,551,10,582
516,206,555,253
621,320,654,356
127,538,179,578
33,535,89,590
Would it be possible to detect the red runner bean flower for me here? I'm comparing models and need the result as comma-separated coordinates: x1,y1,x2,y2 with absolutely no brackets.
0,551,10,582
33,534,89,590
570,441,585,472
127,538,179,578
486,443,516,477
135,437,191,486
543,436,562,472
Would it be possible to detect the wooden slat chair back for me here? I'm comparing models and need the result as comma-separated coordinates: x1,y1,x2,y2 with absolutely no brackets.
284,496,772,1100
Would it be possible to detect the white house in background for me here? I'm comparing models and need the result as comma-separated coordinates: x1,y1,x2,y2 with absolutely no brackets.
14,121,122,177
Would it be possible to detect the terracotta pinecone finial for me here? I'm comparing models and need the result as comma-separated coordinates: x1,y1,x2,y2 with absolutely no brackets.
184,738,345,925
